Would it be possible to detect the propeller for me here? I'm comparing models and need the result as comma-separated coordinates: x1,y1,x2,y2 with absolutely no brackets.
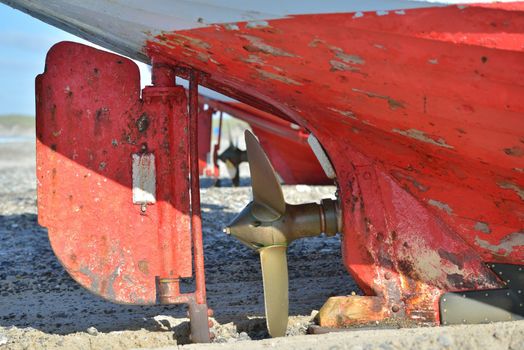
218,129,247,186
224,130,340,337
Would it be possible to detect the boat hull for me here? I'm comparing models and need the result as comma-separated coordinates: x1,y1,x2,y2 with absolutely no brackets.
144,3,524,263
5,0,523,327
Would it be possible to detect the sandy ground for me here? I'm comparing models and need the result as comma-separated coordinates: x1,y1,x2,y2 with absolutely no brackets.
0,140,523,350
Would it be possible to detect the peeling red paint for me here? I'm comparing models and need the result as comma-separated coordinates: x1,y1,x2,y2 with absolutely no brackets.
143,3,523,325
36,43,193,304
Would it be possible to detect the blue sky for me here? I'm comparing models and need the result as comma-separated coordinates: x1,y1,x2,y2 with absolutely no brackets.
0,4,150,116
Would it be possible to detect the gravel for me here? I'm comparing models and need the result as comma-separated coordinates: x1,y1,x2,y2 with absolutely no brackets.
0,140,354,349
1,140,523,350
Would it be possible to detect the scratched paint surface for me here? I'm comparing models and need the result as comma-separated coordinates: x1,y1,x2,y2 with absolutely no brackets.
146,4,523,259
144,4,523,324
36,42,192,304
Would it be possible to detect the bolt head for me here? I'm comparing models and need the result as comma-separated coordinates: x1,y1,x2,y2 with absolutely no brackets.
391,305,400,313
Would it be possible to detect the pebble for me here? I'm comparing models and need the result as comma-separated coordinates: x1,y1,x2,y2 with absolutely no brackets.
238,332,250,341
86,327,98,336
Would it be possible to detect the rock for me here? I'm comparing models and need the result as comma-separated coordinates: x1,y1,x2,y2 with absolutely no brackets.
238,332,250,341
86,327,99,336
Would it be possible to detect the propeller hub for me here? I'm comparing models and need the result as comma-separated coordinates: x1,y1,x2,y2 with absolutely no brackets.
225,199,339,252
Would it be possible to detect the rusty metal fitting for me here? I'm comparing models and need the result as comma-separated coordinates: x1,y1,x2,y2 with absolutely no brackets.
151,59,176,87
320,198,340,236
157,278,181,304
392,305,400,313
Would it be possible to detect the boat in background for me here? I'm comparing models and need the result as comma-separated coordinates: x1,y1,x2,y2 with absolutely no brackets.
200,95,330,185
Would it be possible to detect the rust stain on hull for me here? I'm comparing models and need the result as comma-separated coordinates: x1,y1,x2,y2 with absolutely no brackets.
328,107,357,120
393,128,454,149
329,60,361,73
352,88,404,110
331,48,365,65
168,33,211,50
503,146,523,157
241,35,296,57
256,69,302,85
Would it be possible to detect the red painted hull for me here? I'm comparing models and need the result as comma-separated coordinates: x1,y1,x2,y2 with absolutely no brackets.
145,4,523,323
146,4,523,261
252,125,328,185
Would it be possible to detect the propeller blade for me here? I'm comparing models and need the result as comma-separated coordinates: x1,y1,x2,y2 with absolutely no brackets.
244,130,285,221
259,245,289,337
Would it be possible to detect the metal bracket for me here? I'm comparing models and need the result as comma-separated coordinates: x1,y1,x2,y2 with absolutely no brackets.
307,134,336,179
